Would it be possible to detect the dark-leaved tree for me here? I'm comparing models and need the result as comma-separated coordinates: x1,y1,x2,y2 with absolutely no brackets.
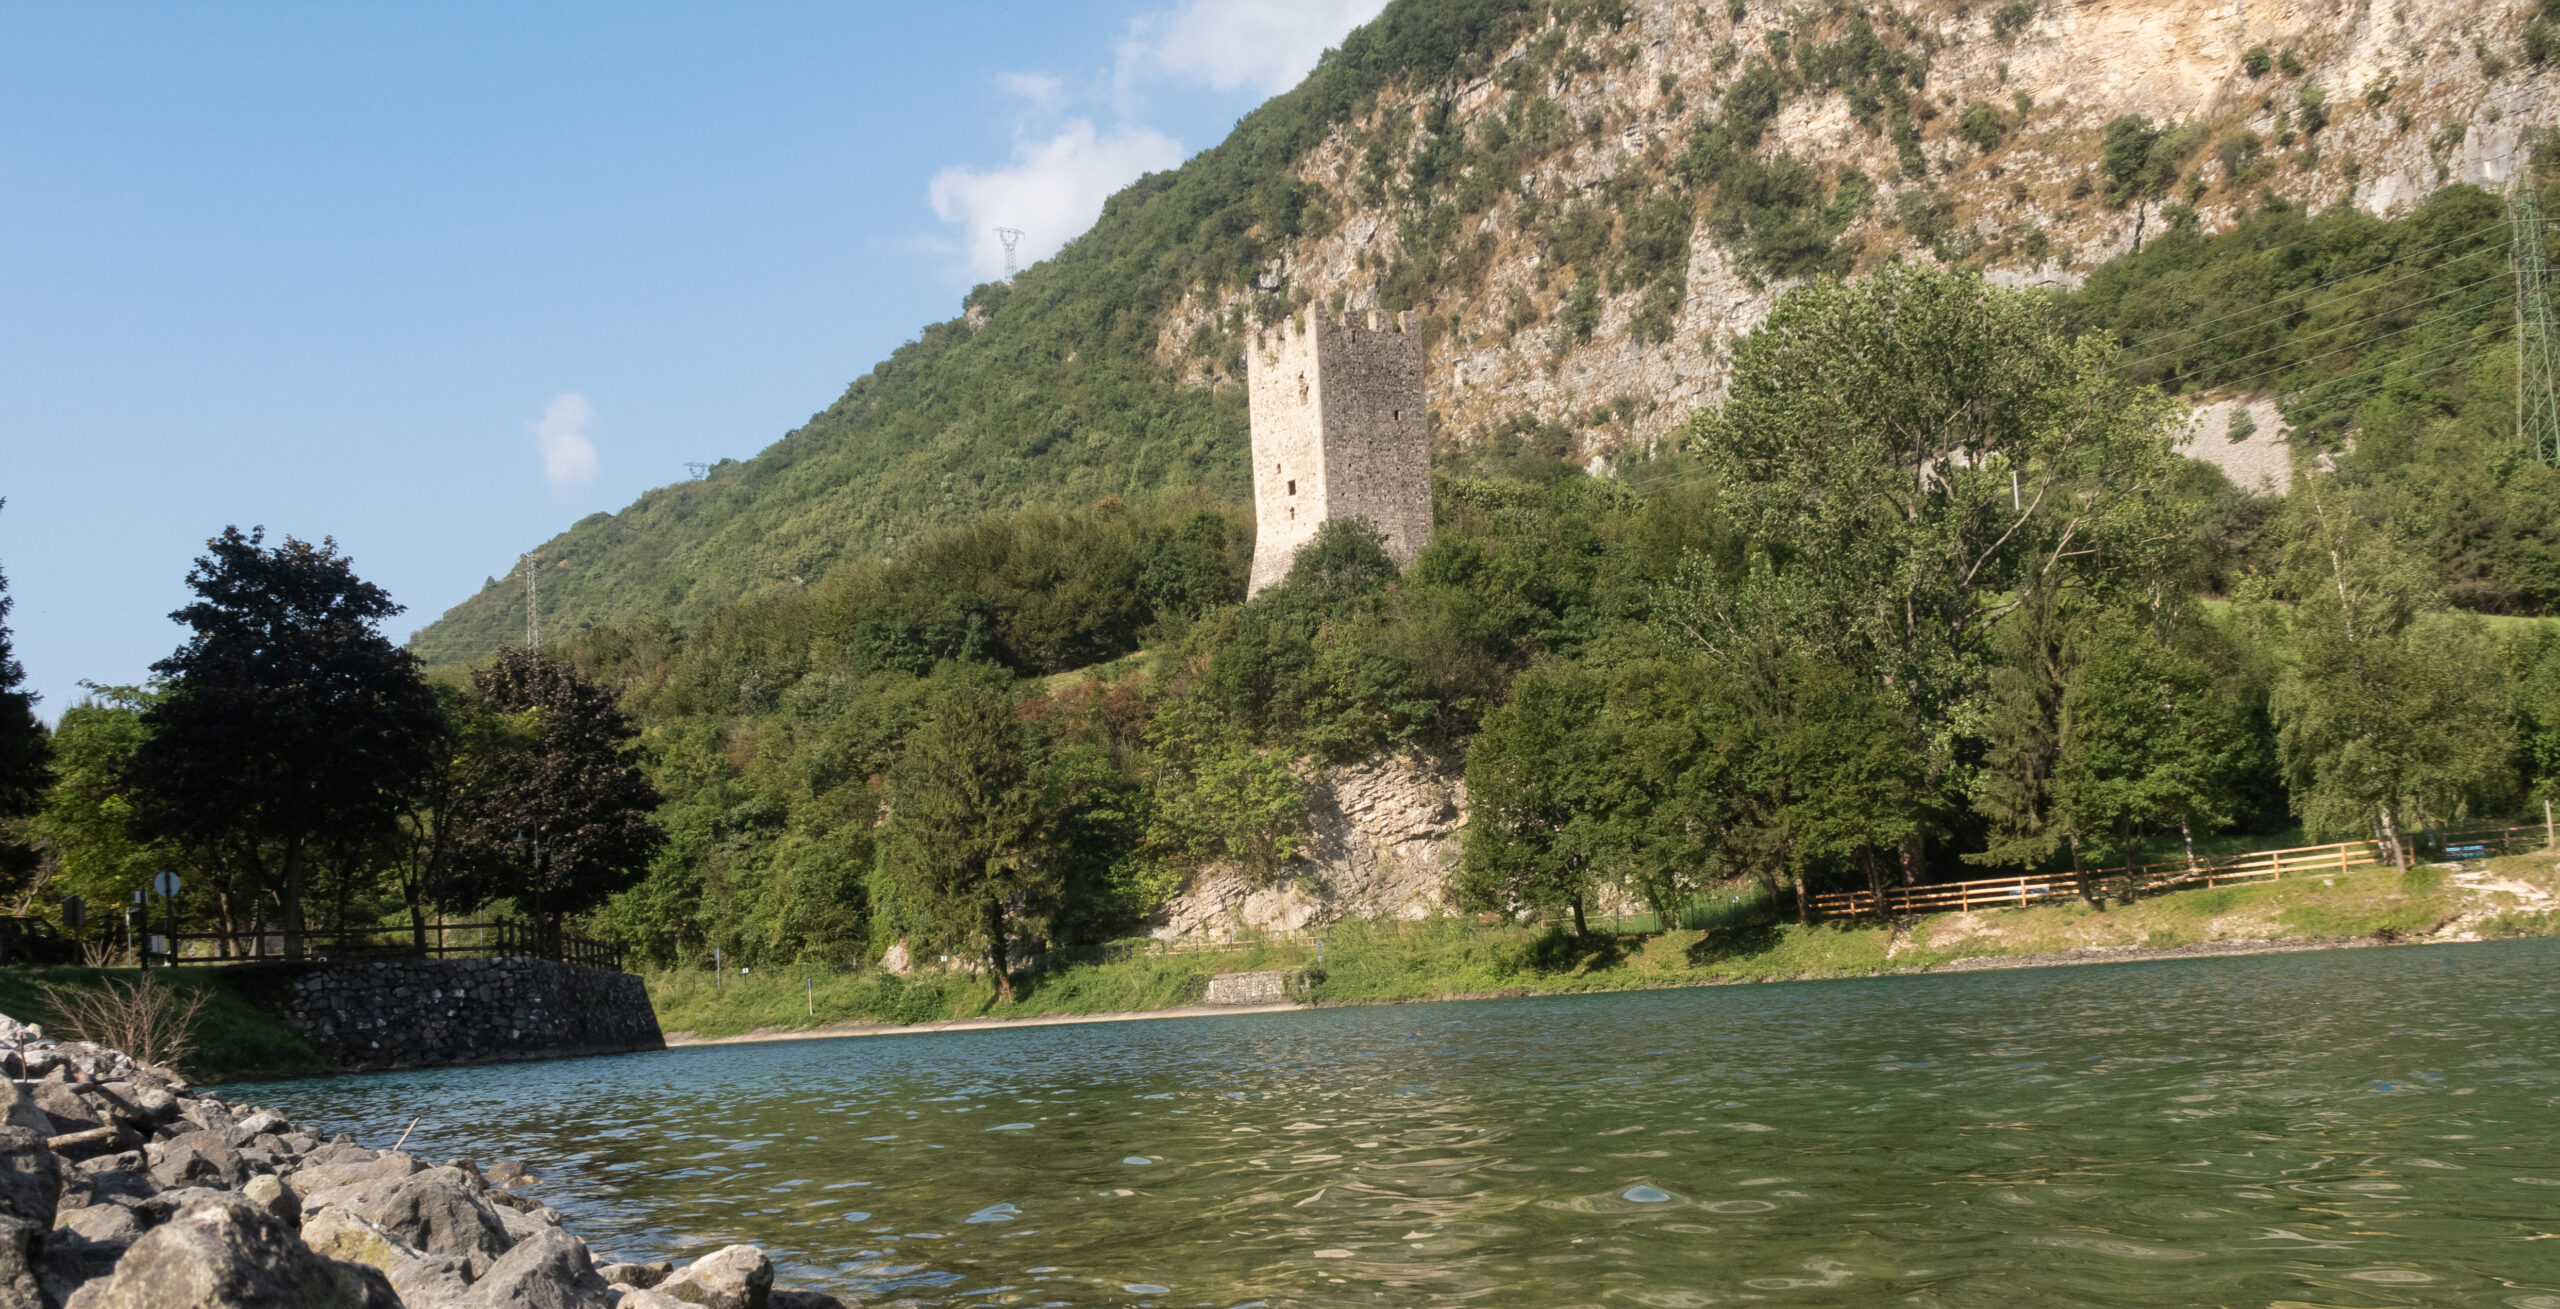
126,528,443,957
0,514,54,904
443,648,662,936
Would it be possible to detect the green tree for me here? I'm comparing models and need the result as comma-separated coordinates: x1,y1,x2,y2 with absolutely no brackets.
2265,481,2512,869
879,682,1061,995
1456,659,1614,934
1144,698,1305,880
125,529,445,956
2052,617,2252,889
29,687,166,939
1681,266,2187,884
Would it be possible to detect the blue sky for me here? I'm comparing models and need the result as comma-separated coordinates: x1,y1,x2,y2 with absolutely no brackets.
1,1,1384,719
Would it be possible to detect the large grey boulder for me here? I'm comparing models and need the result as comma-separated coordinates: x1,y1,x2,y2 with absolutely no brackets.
40,1206,139,1304
145,1132,246,1190
301,1206,419,1274
0,1215,45,1309
596,1262,671,1289
464,1227,614,1309
497,1202,564,1245
241,1173,299,1223
653,1245,771,1309
33,1082,107,1136
375,1168,512,1270
293,1149,422,1198
60,1194,398,1309
0,1087,60,1229
391,1252,477,1309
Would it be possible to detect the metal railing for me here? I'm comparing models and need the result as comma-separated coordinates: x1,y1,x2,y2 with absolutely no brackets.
151,919,623,972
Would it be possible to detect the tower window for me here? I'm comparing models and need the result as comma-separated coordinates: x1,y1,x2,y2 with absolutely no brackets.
1286,479,1296,495
1288,507,1296,521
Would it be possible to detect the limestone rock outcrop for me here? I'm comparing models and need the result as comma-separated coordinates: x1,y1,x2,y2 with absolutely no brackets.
1157,752,1466,939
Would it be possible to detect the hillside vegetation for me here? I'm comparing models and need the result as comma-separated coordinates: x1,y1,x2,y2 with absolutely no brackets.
417,0,2560,664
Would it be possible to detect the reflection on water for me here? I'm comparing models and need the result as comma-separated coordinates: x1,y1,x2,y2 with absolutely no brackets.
235,938,2560,1306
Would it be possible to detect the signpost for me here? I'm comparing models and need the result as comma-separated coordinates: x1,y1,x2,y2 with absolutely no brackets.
151,872,179,968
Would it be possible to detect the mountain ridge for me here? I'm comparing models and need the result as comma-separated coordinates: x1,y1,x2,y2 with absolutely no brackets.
413,0,2556,667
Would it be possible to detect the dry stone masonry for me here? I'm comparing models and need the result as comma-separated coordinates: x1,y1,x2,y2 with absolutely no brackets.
287,959,663,1071
1246,311,1433,595
0,1015,853,1308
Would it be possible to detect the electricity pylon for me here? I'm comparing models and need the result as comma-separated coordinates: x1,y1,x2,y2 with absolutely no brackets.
995,226,1024,282
518,552,541,649
2511,164,2560,463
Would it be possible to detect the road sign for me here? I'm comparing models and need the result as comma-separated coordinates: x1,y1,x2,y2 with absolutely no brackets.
152,871,180,898
59,897,83,932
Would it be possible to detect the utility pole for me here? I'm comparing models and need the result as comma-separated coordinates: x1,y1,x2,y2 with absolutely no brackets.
2510,155,2560,463
518,552,541,649
994,227,1024,282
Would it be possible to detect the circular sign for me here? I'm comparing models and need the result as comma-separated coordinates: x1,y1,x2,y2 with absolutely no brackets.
152,871,180,898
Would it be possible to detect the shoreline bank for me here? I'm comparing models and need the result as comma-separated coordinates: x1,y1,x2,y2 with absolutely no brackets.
659,929,2427,1050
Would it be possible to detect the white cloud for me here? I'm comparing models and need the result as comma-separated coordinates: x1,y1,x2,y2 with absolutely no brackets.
994,71,1066,110
1115,0,1390,95
927,121,1183,284
526,392,599,486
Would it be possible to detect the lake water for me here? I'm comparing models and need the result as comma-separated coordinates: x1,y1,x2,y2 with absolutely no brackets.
235,938,2560,1307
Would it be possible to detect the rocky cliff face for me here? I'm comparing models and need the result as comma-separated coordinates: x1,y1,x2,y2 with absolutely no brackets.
1165,0,2552,465
1155,753,1465,939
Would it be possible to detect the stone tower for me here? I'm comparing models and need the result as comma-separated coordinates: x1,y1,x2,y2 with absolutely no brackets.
1245,310,1432,596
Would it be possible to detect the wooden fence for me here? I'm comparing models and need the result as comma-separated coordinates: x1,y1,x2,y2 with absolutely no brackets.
155,919,622,971
1129,821,2560,948
1812,821,2557,920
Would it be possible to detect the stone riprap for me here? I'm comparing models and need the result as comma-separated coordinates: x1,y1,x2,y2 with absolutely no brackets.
1201,971,1288,1006
0,1014,851,1308
286,958,663,1071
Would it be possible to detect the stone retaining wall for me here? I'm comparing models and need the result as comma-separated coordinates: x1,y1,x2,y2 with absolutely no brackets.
1203,970,1289,1006
284,957,663,1070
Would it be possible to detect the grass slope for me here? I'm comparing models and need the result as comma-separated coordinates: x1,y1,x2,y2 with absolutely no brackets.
650,862,2522,1040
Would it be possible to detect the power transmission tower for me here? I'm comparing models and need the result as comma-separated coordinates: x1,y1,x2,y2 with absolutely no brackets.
994,227,1024,282
2512,160,2560,463
518,552,541,649
684,462,709,480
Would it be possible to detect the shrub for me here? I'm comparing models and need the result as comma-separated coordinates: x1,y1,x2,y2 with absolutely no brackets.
2243,45,2271,77
1958,100,2008,151
2527,22,2560,65
40,975,209,1071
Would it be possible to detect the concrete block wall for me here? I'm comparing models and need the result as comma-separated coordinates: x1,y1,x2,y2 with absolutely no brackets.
284,957,663,1071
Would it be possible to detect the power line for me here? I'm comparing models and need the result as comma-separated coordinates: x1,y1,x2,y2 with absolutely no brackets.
2510,171,2560,462
2111,239,2510,375
2105,215,2510,356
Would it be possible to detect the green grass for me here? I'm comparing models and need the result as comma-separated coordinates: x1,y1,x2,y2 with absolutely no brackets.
0,966,327,1083
652,863,2518,1041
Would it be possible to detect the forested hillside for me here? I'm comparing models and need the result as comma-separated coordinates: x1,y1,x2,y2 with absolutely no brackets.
415,0,2560,665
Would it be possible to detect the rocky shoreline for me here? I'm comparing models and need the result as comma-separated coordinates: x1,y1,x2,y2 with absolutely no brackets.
0,1015,850,1309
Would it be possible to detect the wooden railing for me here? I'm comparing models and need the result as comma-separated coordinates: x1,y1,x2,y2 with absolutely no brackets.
1810,839,2391,918
155,919,623,972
